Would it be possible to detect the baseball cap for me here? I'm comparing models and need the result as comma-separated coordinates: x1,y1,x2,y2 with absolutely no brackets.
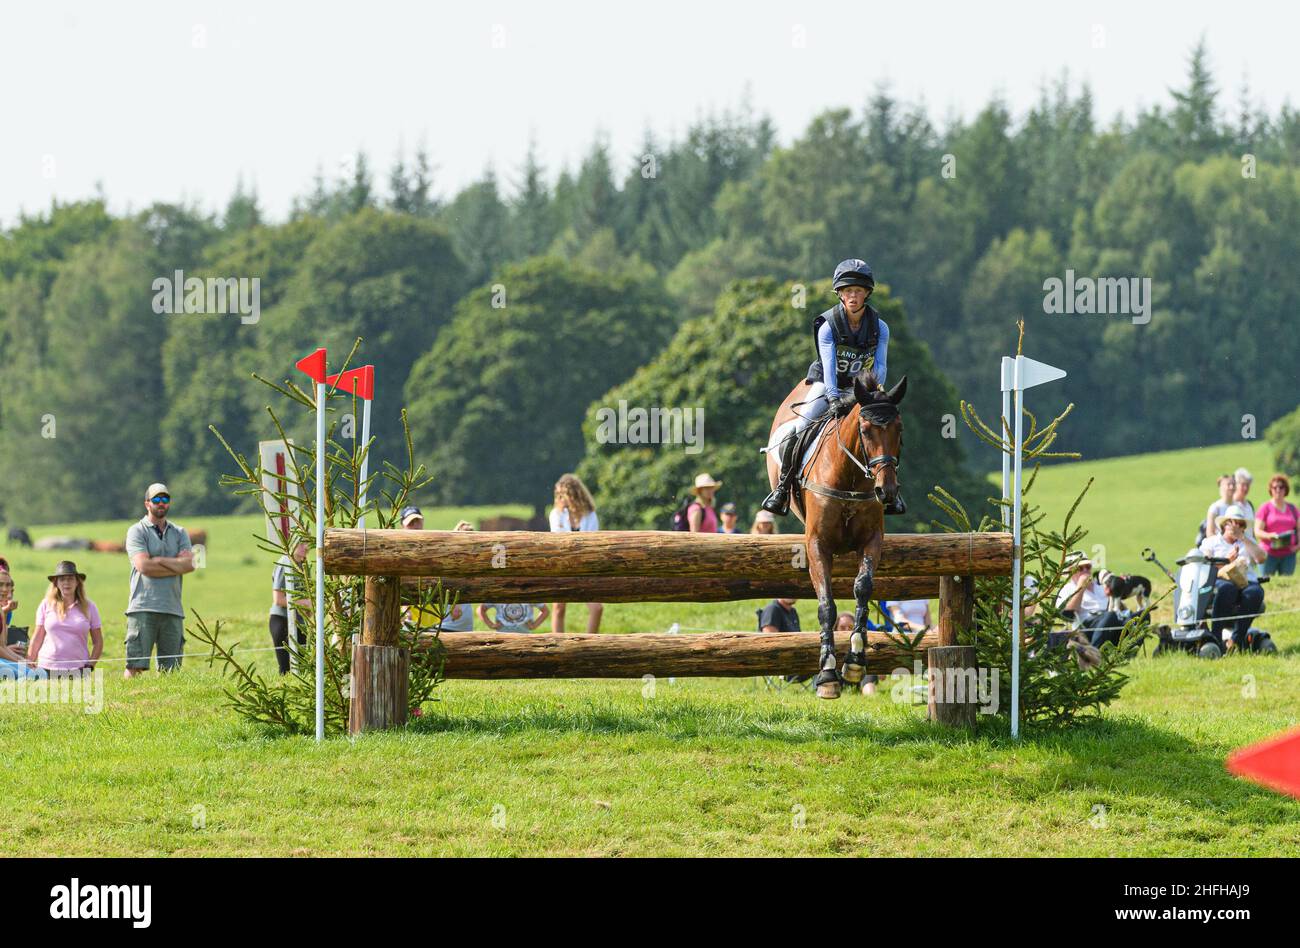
720,502,738,514
146,482,170,500
400,505,423,526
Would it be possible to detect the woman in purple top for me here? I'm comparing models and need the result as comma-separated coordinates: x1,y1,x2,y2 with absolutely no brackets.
26,561,103,673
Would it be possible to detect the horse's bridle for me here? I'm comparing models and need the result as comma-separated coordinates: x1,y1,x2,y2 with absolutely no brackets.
801,405,901,504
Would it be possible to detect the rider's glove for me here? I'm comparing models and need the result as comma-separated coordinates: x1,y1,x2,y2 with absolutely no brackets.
828,393,857,417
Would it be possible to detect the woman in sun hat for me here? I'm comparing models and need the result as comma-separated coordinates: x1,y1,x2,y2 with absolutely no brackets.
685,473,723,533
25,561,103,674
1200,504,1267,648
751,509,777,535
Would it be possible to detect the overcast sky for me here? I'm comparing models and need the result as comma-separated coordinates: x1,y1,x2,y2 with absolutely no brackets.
3,0,1295,227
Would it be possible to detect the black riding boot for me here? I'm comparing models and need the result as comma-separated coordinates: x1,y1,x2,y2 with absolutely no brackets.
761,435,800,516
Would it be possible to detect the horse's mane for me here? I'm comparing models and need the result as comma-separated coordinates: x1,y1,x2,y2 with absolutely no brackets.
852,368,899,425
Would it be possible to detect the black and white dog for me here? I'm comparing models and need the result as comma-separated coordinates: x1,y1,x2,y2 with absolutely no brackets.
1097,570,1152,612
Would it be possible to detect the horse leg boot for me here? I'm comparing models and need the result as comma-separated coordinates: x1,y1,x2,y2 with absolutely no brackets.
761,430,801,516
814,599,842,699
842,557,875,683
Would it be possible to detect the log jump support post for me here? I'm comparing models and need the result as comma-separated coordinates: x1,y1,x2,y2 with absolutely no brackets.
929,573,978,728
349,574,409,735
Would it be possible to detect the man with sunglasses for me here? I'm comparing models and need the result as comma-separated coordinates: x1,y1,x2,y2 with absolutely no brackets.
123,482,194,678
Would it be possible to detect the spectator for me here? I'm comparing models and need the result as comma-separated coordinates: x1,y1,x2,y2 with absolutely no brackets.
1055,553,1124,648
889,599,932,633
26,561,103,674
0,570,19,647
686,473,723,533
269,542,310,675
1255,475,1298,577
124,482,194,677
750,510,777,535
1232,468,1257,539
1201,504,1267,649
400,505,424,530
718,502,741,534
549,474,603,634
0,570,39,679
478,602,550,633
1204,474,1236,540
433,520,477,631
758,597,801,634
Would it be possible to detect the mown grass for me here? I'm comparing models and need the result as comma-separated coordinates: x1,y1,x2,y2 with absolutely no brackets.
2,447,1298,856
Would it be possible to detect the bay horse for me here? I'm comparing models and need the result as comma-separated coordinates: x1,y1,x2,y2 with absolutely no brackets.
765,370,906,698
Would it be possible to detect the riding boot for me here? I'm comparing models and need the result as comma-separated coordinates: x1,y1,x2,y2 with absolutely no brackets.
883,493,907,516
761,435,800,516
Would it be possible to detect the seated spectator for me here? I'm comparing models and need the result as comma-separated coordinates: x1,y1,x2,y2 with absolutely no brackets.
1255,474,1298,577
1203,473,1236,541
758,597,801,633
889,598,931,633
719,503,741,534
0,570,20,645
0,583,40,680
750,510,777,535
25,561,103,674
1201,505,1267,649
478,602,549,634
1055,553,1124,648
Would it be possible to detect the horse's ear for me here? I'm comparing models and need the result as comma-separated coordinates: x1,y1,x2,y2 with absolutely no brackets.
887,375,908,405
852,373,872,405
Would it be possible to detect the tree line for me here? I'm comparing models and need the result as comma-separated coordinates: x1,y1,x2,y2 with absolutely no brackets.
2,41,1298,526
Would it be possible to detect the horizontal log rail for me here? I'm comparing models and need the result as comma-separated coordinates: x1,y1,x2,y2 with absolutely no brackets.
418,629,936,679
325,529,1011,580
401,574,941,604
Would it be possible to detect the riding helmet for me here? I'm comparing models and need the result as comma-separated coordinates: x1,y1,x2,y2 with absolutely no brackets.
832,258,875,292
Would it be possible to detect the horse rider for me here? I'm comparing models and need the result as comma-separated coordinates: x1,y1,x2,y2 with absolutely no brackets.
761,258,905,517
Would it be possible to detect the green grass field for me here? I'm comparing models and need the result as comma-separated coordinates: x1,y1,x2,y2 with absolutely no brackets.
2,442,1298,857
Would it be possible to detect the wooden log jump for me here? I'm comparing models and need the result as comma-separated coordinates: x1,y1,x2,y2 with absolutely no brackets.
423,629,937,679
323,529,1012,579
331,530,1010,734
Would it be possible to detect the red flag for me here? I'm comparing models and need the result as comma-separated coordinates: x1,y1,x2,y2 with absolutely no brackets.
1227,727,1300,799
326,364,375,400
295,348,327,384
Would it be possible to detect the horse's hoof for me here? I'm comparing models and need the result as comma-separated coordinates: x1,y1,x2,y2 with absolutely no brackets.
816,681,842,699
842,657,866,684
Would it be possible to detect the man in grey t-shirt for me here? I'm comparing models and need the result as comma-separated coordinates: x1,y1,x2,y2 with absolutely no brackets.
124,482,194,676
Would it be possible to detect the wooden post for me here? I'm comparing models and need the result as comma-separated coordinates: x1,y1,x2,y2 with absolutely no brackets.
350,575,408,735
930,574,978,728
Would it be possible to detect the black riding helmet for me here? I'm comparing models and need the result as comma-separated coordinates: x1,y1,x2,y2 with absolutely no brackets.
832,258,875,292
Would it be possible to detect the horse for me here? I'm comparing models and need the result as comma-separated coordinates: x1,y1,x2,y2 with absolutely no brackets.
765,370,906,698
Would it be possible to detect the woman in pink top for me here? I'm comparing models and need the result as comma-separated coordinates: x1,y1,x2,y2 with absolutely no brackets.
26,561,103,673
1256,475,1298,577
686,473,723,533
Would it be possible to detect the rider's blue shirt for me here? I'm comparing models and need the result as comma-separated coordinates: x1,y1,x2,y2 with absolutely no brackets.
818,317,889,399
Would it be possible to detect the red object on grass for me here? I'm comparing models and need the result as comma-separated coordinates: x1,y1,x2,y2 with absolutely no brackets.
295,348,327,384
325,364,375,400
1226,727,1300,799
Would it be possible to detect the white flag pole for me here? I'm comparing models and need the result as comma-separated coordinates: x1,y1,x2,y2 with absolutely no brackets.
1000,357,1013,531
358,397,372,530
315,379,326,743
1010,359,1025,739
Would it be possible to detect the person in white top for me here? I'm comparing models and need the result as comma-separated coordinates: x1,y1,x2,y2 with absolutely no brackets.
1055,553,1124,648
1204,473,1236,539
889,599,931,632
1231,468,1256,539
1199,504,1266,649
548,474,603,634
